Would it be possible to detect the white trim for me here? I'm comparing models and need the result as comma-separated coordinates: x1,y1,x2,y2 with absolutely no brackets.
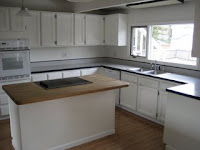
165,145,177,150
0,115,9,120
49,129,115,150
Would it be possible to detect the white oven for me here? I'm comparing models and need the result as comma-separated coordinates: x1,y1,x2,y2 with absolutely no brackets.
0,40,31,82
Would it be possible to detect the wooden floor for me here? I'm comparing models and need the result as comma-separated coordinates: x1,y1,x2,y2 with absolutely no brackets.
0,107,165,150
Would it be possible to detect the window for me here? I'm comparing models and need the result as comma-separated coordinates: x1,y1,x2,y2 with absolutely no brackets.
130,26,148,57
130,23,197,66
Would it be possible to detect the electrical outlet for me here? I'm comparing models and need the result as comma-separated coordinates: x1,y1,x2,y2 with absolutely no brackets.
62,52,67,58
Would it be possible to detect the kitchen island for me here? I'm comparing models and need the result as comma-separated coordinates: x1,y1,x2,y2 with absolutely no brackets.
3,74,128,150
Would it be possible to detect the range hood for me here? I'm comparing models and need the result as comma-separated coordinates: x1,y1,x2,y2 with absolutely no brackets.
127,0,184,9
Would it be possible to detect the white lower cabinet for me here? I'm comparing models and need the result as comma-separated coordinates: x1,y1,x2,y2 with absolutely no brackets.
137,85,158,118
157,91,168,122
0,105,9,116
31,73,48,82
47,72,63,80
120,82,137,110
0,93,8,105
62,70,81,78
81,68,99,76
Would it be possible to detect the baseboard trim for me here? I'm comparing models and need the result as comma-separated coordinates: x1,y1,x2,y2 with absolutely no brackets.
50,129,115,150
166,145,176,150
0,115,9,120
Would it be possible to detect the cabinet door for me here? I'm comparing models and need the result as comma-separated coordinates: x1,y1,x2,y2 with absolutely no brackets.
105,14,118,45
75,14,86,46
120,83,137,110
137,85,158,118
0,7,9,31
25,11,41,48
85,15,104,45
41,12,56,47
10,7,25,32
81,68,99,76
0,105,9,116
157,91,168,122
31,73,48,82
56,13,74,46
47,72,62,80
62,70,81,78
0,93,8,105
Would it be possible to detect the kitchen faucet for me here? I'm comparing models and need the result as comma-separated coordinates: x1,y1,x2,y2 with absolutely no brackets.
151,60,160,72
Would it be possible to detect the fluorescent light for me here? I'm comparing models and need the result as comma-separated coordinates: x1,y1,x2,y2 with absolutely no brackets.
127,0,184,9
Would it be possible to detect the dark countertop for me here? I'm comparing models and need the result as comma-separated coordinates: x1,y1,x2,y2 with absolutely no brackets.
31,62,200,100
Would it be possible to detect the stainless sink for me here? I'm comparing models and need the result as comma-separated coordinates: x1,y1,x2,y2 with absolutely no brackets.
143,70,165,75
127,68,150,73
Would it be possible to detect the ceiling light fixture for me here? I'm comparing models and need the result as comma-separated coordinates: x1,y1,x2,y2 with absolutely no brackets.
16,0,31,17
127,0,184,9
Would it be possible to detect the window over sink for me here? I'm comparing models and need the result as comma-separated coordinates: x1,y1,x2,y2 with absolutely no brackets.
130,23,197,67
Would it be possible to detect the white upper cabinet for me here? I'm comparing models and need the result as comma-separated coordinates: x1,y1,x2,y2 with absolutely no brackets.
105,14,127,46
56,13,74,46
41,12,56,47
85,14,105,45
24,11,41,48
10,8,25,32
74,14,86,46
0,7,9,31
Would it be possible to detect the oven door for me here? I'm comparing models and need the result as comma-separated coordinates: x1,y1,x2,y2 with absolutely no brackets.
0,50,30,79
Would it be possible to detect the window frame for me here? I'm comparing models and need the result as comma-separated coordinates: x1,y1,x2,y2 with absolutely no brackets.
129,22,199,70
130,26,149,58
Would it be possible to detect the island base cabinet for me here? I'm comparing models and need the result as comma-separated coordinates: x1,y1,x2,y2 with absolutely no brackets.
137,85,158,118
120,83,137,110
8,90,115,150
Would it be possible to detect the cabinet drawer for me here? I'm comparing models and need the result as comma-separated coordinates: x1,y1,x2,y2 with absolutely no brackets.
138,77,159,89
0,93,8,105
159,81,180,91
81,68,99,76
47,72,62,80
121,72,137,83
31,73,48,82
0,105,9,116
62,70,81,78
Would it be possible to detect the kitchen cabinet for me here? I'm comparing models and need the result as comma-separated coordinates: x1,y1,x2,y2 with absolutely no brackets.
137,85,158,118
157,81,180,122
0,105,9,116
41,12,56,47
10,7,25,32
105,14,127,46
121,82,137,110
81,68,99,76
31,73,48,82
85,14,104,45
47,72,62,80
24,11,41,48
62,70,81,78
157,91,168,122
0,7,9,31
74,14,86,46
56,13,74,46
120,72,138,110
0,93,8,105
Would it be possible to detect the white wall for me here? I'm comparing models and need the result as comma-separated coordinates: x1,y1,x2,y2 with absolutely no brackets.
105,2,196,68
30,46,106,62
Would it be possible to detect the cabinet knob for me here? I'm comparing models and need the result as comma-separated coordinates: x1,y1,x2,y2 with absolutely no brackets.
55,41,57,45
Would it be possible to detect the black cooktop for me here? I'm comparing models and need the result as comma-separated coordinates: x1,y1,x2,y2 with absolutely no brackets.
35,77,92,90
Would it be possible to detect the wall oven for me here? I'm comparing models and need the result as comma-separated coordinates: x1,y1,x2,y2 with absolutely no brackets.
0,40,31,82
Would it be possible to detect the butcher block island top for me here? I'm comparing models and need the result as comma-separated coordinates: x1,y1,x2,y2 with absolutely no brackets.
3,74,129,105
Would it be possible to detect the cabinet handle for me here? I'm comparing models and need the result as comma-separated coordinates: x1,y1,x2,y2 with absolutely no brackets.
54,41,57,45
